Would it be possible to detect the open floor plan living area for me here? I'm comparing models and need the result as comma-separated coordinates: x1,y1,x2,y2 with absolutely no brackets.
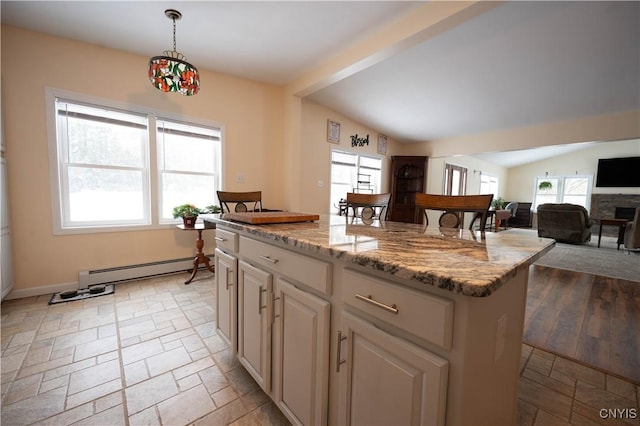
2,1,639,425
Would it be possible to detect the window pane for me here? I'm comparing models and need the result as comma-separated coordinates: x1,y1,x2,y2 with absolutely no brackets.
67,118,145,167
160,133,216,173
157,120,219,174
161,173,217,220
480,175,498,197
58,100,146,168
563,195,587,207
564,177,588,194
360,156,381,169
536,178,559,195
332,164,355,185
68,167,144,222
332,151,356,165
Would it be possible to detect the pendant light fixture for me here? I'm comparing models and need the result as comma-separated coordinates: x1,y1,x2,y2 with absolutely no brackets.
148,9,200,96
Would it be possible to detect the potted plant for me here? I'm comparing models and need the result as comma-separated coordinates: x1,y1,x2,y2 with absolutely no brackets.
172,203,202,228
538,181,553,191
491,197,506,210
203,205,221,214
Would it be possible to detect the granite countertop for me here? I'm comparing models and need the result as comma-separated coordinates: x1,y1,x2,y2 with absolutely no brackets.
201,214,555,297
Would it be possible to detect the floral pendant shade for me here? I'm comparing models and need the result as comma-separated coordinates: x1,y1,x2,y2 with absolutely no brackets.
148,9,200,96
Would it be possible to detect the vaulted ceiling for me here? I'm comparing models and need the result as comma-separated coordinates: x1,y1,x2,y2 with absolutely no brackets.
2,1,639,166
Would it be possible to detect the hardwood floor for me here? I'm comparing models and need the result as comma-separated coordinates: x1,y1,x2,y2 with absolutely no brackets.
524,265,640,385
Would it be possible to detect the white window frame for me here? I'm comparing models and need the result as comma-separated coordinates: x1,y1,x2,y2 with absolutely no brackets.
46,88,224,234
329,150,383,213
532,174,593,212
479,173,499,198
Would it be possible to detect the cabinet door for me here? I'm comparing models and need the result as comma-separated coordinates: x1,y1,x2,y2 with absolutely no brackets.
273,278,330,426
338,312,448,426
214,248,237,352
238,260,273,391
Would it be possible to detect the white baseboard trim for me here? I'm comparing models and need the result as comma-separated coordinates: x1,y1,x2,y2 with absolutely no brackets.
78,256,205,287
3,263,213,301
4,281,79,300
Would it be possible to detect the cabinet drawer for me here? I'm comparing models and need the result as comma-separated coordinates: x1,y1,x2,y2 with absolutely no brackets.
240,236,331,295
215,228,239,253
342,269,453,349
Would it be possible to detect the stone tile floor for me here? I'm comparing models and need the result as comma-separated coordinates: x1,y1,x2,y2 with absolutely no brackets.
1,273,638,425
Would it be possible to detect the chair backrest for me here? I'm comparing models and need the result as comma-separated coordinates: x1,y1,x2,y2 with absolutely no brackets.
504,202,519,218
217,191,263,213
346,192,391,221
414,193,494,230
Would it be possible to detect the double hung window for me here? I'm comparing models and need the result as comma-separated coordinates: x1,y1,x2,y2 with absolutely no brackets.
532,175,592,211
48,91,222,233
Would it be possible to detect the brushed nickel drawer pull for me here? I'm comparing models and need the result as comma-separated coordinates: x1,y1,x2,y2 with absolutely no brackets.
214,236,226,242
258,255,279,264
273,296,281,319
336,330,347,373
258,286,267,314
355,293,399,315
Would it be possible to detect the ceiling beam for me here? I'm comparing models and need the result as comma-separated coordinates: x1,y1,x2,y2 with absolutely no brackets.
286,1,505,98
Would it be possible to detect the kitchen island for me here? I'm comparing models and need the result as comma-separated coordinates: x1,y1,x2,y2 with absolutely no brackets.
203,213,555,426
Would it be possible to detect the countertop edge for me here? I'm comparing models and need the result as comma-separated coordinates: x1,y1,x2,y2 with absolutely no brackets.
203,214,555,297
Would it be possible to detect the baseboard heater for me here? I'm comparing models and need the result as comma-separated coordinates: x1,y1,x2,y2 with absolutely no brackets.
78,255,214,288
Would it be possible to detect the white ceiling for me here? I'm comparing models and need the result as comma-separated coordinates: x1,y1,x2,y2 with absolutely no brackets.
2,1,639,167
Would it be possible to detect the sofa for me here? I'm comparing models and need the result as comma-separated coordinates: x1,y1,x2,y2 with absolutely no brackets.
537,203,595,244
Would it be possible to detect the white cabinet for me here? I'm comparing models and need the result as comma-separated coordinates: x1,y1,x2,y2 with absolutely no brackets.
214,247,237,352
337,311,448,426
237,259,273,391
213,221,532,426
273,278,330,426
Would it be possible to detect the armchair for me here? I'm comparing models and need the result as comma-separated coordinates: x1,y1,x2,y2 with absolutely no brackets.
537,203,595,244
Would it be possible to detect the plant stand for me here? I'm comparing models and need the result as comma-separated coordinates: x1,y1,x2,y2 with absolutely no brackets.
176,223,215,284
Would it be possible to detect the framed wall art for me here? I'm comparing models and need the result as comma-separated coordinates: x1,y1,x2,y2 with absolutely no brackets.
327,119,340,144
377,134,387,155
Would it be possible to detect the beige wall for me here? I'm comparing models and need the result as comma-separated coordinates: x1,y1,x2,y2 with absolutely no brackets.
505,139,640,206
1,25,285,294
300,100,400,214
2,21,639,296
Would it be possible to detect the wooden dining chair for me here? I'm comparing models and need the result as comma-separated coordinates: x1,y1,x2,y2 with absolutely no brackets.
345,192,391,222
217,191,263,213
414,193,494,231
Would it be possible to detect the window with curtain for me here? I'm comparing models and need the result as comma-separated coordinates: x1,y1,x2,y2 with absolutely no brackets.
49,92,222,233
329,150,382,214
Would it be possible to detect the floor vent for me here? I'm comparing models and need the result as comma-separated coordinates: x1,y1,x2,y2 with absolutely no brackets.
77,256,213,288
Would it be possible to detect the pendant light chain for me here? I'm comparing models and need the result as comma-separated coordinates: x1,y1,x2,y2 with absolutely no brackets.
172,17,177,52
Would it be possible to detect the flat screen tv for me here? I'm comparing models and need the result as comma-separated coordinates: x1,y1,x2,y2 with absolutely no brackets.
595,156,640,187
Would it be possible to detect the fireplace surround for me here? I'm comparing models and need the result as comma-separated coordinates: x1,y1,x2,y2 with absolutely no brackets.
590,193,640,237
